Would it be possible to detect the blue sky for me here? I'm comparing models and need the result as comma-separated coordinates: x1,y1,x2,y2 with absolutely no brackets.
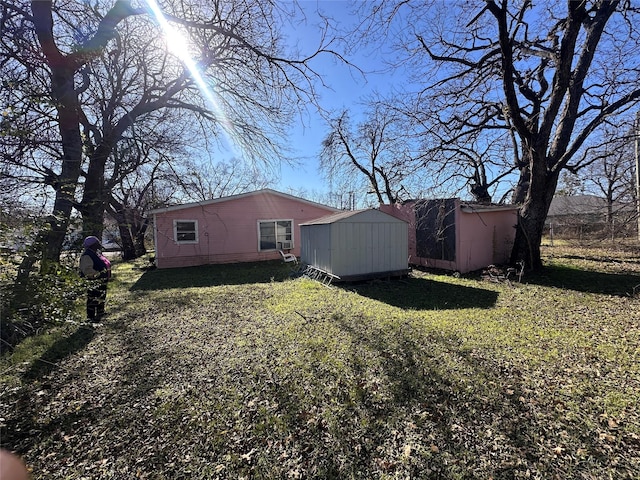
274,1,394,197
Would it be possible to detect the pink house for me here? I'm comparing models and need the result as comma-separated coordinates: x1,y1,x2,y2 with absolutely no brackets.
149,189,339,269
380,199,519,273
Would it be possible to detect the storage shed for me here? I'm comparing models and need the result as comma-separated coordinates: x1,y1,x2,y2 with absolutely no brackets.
300,209,409,282
380,199,519,273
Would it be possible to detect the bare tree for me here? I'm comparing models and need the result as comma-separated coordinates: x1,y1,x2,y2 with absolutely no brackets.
354,0,640,269
171,158,275,203
577,119,638,234
421,128,518,204
320,104,422,205
104,134,183,260
1,0,344,271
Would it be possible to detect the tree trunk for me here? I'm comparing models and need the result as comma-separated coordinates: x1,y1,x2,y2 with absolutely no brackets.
31,0,140,265
107,199,149,260
117,209,148,260
46,75,84,255
118,213,148,260
510,158,559,270
80,141,115,241
80,196,107,243
511,162,531,206
41,66,85,267
118,219,137,260
31,2,85,267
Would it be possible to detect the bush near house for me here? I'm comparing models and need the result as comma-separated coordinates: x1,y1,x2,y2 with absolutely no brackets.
1,243,639,479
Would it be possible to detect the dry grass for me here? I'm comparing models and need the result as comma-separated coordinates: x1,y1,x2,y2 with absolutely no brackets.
1,244,639,479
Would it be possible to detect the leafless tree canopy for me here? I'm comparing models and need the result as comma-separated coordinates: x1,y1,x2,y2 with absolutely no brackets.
0,0,345,265
320,103,426,205
350,0,640,268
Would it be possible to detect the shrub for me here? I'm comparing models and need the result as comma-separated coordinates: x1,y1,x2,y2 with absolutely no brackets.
0,260,85,353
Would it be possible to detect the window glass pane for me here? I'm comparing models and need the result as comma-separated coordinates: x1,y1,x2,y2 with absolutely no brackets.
176,222,193,232
177,231,196,241
259,221,276,250
276,220,292,244
259,220,293,250
175,221,196,242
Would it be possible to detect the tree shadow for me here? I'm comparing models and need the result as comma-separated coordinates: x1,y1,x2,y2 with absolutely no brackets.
324,319,537,479
525,265,640,296
344,276,499,310
248,316,537,480
3,320,172,463
22,326,96,380
130,260,294,291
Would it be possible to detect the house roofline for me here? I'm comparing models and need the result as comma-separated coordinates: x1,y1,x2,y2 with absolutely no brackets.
148,188,340,215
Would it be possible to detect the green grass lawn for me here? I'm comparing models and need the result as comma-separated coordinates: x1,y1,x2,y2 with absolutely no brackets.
1,244,639,479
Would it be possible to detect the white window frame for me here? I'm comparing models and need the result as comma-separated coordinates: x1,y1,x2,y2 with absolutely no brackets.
258,219,293,251
173,219,199,244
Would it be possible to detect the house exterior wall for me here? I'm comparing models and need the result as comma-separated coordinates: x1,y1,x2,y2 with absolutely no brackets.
457,207,518,272
380,201,518,273
152,191,337,268
300,209,408,280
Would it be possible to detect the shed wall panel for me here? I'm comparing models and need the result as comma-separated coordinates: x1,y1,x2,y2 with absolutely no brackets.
300,209,409,279
458,209,517,271
301,224,332,272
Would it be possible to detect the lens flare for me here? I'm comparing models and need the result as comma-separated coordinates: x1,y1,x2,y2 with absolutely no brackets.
144,0,242,158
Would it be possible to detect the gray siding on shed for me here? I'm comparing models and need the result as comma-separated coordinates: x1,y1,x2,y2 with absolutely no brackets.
300,209,408,280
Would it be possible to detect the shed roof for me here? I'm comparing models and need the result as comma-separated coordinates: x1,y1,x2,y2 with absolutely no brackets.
301,208,407,226
148,188,338,215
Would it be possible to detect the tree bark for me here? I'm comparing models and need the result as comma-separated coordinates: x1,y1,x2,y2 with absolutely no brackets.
107,197,149,260
116,210,149,261
510,149,560,270
31,0,85,266
80,143,112,240
31,0,140,265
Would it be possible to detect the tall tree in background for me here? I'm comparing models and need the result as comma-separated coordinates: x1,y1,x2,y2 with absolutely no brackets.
320,104,423,205
104,132,183,261
421,129,518,204
355,0,640,269
1,0,340,271
574,119,638,233
171,158,275,203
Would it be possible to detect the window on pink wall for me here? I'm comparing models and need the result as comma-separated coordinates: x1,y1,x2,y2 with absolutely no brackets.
258,219,293,251
174,220,198,244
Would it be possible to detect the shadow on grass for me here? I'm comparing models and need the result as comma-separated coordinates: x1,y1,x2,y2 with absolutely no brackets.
130,260,294,291
526,265,640,296
345,276,499,310
314,314,536,478
22,326,95,380
3,320,169,460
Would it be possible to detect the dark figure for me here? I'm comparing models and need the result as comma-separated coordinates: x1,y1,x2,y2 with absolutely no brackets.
79,236,111,322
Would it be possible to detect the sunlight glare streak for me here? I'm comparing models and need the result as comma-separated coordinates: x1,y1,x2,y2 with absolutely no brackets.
143,0,243,159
